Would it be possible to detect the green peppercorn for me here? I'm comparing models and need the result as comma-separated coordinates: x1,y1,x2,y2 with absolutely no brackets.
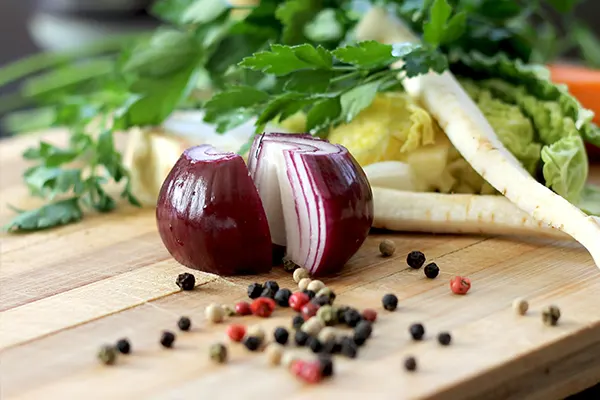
316,287,336,303
316,305,337,326
542,305,561,326
283,259,298,272
210,343,228,363
97,345,117,365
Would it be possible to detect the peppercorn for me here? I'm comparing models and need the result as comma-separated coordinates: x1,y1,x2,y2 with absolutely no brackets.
222,305,236,317
343,308,362,327
340,337,358,358
450,276,471,295
251,297,276,318
404,356,417,371
160,331,176,348
438,332,452,346
294,330,310,346
115,338,130,355
353,333,367,346
210,343,228,363
176,272,195,291
379,239,396,257
311,295,331,307
542,305,561,326
205,303,225,323
336,306,349,322
293,267,310,283
317,326,337,344
292,314,305,330
361,308,377,322
303,289,316,300
406,250,426,269
243,336,262,352
301,302,319,321
382,293,398,311
317,305,337,326
247,283,263,299
298,278,312,291
274,288,292,307
307,280,325,293
355,320,373,339
424,262,440,279
321,338,337,354
318,355,334,378
281,351,299,368
316,287,336,303
513,298,529,316
247,325,266,342
301,317,324,336
289,292,310,312
292,360,323,384
283,259,298,272
260,287,276,299
307,336,323,353
264,280,280,293
235,301,252,316
177,316,191,331
274,327,289,345
409,323,425,341
265,343,284,366
226,324,246,342
97,345,117,365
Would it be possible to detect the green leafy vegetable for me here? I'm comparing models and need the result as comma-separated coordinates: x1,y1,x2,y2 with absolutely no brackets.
578,184,600,216
4,198,84,232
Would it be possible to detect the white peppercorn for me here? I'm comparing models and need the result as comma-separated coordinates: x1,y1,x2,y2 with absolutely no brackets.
247,325,266,342
281,351,300,368
293,268,310,283
265,343,284,366
301,317,324,336
317,327,337,344
298,278,312,291
512,298,529,316
307,280,325,292
205,303,225,323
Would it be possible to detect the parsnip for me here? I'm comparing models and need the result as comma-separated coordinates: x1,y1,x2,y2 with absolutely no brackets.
356,7,600,267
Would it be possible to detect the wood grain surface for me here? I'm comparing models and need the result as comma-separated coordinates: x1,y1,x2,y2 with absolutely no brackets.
1,131,599,400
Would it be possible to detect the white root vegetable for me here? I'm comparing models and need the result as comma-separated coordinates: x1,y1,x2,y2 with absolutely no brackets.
362,161,422,192
356,7,600,268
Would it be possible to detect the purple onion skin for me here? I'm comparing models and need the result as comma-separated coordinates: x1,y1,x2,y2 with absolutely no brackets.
156,148,273,276
302,150,374,277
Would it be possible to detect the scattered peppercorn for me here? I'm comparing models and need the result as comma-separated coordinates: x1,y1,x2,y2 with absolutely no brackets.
205,303,225,323
209,343,228,363
542,305,561,326
264,280,280,293
292,314,305,330
301,317,324,336
289,292,310,312
97,345,117,365
115,338,131,355
177,316,191,331
406,251,426,269
513,298,529,316
243,336,262,352
355,320,373,339
274,327,289,345
362,308,377,322
316,287,336,303
265,343,284,365
409,323,425,341
235,301,252,316
404,356,417,371
292,360,323,384
303,289,316,300
382,294,398,311
307,336,323,353
283,259,298,272
379,239,396,257
317,327,336,343
281,351,299,368
336,306,349,322
260,287,276,299
247,283,263,299
340,337,358,358
318,355,334,377
160,331,176,348
311,295,331,307
321,338,337,354
298,278,312,291
293,267,310,283
222,305,236,317
176,272,196,291
294,330,310,346
343,308,362,327
301,302,319,321
424,262,440,279
247,325,266,342
251,297,276,318
274,288,292,307
316,305,337,326
438,332,452,346
307,280,325,293
450,276,471,295
226,324,246,342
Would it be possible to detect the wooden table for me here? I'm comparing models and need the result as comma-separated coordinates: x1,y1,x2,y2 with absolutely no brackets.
1,131,599,400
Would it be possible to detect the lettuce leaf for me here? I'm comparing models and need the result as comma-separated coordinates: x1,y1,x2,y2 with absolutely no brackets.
578,184,600,216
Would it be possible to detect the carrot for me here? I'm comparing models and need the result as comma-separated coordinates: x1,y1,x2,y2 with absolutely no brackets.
548,63,600,125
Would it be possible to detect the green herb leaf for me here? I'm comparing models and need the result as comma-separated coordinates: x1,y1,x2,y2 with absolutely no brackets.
340,80,381,123
423,0,452,47
333,41,395,69
284,70,334,93
306,96,342,133
304,8,344,43
275,0,321,45
203,85,269,133
239,44,332,75
255,92,308,131
396,43,449,77
3,197,83,232
547,0,581,13
181,0,232,24
151,0,195,24
573,24,600,68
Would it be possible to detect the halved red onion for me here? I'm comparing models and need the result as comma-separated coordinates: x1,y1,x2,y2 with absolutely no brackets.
156,144,273,275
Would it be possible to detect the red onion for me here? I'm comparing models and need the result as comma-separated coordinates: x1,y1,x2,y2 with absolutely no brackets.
156,134,374,277
156,145,273,275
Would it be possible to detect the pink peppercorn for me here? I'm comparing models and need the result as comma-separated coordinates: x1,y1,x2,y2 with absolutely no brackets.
301,302,319,321
299,361,323,384
235,301,252,316
226,324,246,342
450,276,471,295
289,292,310,312
251,297,276,318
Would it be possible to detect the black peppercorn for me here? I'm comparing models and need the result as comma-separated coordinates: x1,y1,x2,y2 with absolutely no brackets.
274,288,292,307
160,331,176,348
311,295,331,307
336,306,349,322
307,336,323,353
382,293,398,311
177,316,191,331
243,336,262,352
424,262,440,279
340,337,358,358
318,355,334,377
176,273,195,291
264,280,280,293
292,314,305,330
409,323,425,341
352,332,367,346
115,338,131,354
260,287,276,299
343,308,362,327
303,289,316,299
247,283,263,299
354,320,373,340
321,338,337,354
274,327,289,345
404,356,417,371
294,330,310,346
407,251,426,269
438,332,452,346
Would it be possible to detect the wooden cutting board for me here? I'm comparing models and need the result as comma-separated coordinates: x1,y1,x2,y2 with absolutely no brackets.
1,131,599,400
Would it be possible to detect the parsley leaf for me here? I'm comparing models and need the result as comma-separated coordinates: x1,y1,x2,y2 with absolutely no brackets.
276,0,322,45
181,0,232,24
333,41,396,69
3,198,83,232
203,85,270,133
239,44,332,75
340,80,381,122
284,70,334,93
306,96,342,134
